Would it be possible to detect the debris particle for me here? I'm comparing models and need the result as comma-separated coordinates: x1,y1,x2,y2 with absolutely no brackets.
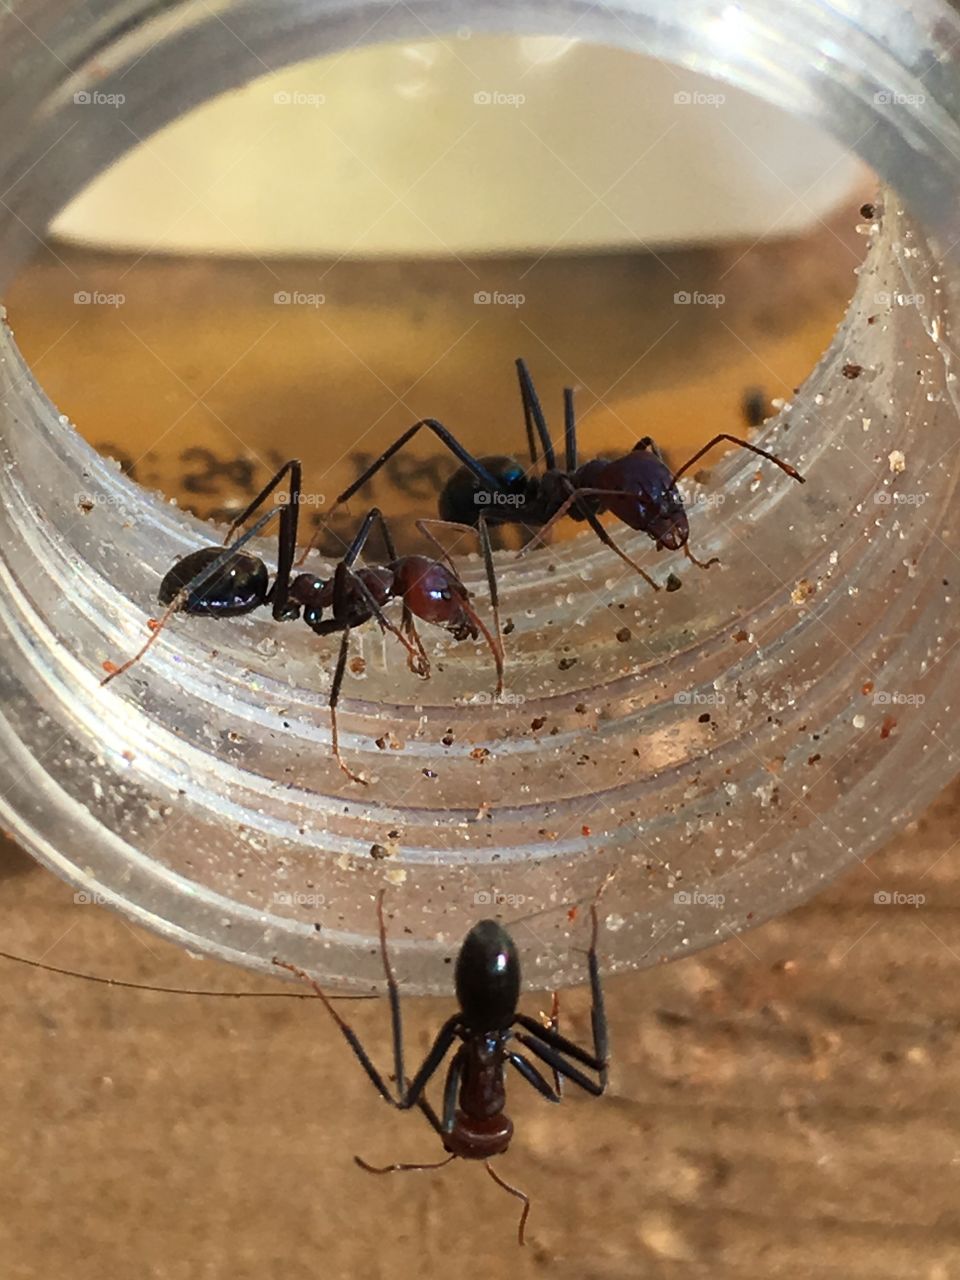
369,844,389,860
791,579,816,605
616,627,632,643
880,715,897,740
862,681,874,695
842,362,863,379
733,628,750,643
558,656,578,671
422,768,438,779
349,657,366,675
859,202,876,219
888,449,906,474
530,716,546,732
469,747,490,763
665,573,683,592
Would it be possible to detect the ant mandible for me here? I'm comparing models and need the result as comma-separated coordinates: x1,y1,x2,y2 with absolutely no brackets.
274,887,609,1246
301,357,805,593
100,459,503,784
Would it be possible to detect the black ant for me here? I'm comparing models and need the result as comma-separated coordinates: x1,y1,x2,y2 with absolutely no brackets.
274,887,609,1246
302,357,805,593
101,459,503,784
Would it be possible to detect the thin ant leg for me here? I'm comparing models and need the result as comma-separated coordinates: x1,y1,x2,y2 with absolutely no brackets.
515,358,557,471
371,890,462,1113
634,435,668,464
271,957,399,1101
221,458,302,620
101,507,279,686
298,419,508,564
507,1051,561,1102
442,1047,466,1133
515,892,609,1087
512,1034,604,1097
670,433,805,487
563,387,578,473
415,515,505,697
355,1153,456,1175
329,511,424,669
373,508,430,678
683,543,720,572
516,485,661,592
485,1161,531,1247
327,627,366,785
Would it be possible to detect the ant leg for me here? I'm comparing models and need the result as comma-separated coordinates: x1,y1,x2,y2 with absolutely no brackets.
670,433,805,487
369,506,429,678
633,435,667,464
328,627,367,785
332,512,424,669
515,357,557,470
101,507,279,686
441,1047,466,1133
683,543,720,572
544,990,563,1096
485,1161,531,1247
507,1051,561,1102
413,516,505,697
516,486,660,593
512,1034,605,1097
355,1153,456,1175
563,387,578,472
372,891,462,1113
271,957,399,1102
297,419,508,565
221,459,302,620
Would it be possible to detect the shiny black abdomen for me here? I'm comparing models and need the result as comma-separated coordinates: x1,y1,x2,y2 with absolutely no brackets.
158,546,269,616
438,456,530,526
455,920,521,1029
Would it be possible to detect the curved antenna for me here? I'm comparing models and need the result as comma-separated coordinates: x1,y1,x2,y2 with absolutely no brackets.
485,1160,531,1247
354,1153,455,1175
0,948,373,1001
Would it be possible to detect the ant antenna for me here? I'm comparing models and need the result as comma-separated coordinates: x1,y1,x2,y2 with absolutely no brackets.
101,506,279,686
485,1161,531,1247
0,947,372,1000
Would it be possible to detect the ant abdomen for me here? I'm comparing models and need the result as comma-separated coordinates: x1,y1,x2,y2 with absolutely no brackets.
391,556,470,631
439,455,528,525
158,546,269,615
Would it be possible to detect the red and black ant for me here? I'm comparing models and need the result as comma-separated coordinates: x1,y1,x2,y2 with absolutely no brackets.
274,887,609,1247
303,357,805,593
100,459,503,784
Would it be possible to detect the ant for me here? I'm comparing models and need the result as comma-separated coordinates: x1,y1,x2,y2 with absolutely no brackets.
100,459,503,784
274,887,609,1246
301,357,805,593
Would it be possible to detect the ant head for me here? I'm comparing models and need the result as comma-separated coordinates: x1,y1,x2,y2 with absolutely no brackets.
159,546,269,616
392,556,477,640
439,455,527,525
597,449,690,550
455,919,521,1029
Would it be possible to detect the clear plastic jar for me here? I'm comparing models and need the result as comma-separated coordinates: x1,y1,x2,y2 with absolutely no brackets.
1,0,958,993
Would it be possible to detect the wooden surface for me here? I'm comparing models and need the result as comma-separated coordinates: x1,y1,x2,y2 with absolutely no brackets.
3,778,960,1279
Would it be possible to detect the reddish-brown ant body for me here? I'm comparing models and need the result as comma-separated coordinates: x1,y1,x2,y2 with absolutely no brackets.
101,460,502,783
275,888,609,1246
305,357,805,592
